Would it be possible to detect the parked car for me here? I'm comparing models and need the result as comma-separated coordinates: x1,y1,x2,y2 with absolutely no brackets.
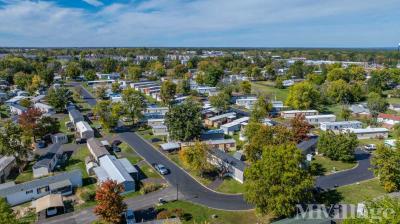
36,140,47,149
112,145,121,153
154,164,168,175
124,209,136,224
112,139,122,146
75,138,87,144
46,207,58,217
364,144,376,151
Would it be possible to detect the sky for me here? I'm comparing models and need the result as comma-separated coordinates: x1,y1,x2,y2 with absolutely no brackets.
0,0,399,48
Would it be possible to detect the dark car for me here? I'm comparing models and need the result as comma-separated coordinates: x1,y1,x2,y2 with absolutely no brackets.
37,140,47,149
112,145,121,153
75,138,87,144
112,140,122,146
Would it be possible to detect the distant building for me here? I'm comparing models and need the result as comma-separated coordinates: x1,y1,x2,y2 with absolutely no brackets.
305,114,336,125
204,112,236,128
349,104,371,117
220,117,250,135
320,121,363,131
34,102,55,115
281,110,318,119
9,104,27,115
235,97,257,109
342,128,389,139
181,139,236,152
377,113,400,128
96,72,120,80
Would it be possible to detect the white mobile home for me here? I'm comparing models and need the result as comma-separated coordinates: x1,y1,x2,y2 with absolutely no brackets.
320,121,362,131
305,114,336,125
68,109,84,125
34,102,55,115
205,112,237,128
147,118,165,127
32,144,63,178
235,97,257,109
76,121,94,139
281,110,319,119
220,117,250,135
0,170,82,206
87,138,110,162
0,156,16,183
208,149,246,183
93,155,136,192
9,104,27,115
342,128,389,139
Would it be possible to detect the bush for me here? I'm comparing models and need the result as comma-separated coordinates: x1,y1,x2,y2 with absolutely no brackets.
156,210,171,220
80,190,96,202
140,183,162,195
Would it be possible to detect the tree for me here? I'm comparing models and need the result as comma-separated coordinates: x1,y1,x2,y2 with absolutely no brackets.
367,92,388,117
47,87,72,112
65,61,82,79
240,81,252,94
84,69,97,81
27,75,42,94
19,98,32,108
340,107,352,121
126,65,142,81
176,79,190,95
13,72,32,90
18,108,42,140
165,99,202,141
244,143,314,216
325,79,353,104
34,116,60,140
93,100,120,130
111,82,121,94
0,121,30,172
326,68,348,82
318,130,358,162
290,114,312,143
343,197,400,224
0,198,19,224
371,145,400,192
286,82,320,110
198,61,224,86
121,88,146,124
94,180,127,224
179,141,212,176
95,85,108,100
287,61,306,78
160,80,177,105
209,92,230,111
250,95,272,122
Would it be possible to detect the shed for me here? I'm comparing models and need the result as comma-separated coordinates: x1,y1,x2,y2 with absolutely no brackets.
51,133,68,144
76,121,94,139
160,142,180,152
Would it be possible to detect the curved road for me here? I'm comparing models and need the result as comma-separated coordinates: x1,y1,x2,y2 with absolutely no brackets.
316,149,374,189
72,83,374,210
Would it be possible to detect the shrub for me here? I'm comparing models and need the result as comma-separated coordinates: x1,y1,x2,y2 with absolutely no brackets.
80,190,96,202
156,210,171,220
140,183,162,195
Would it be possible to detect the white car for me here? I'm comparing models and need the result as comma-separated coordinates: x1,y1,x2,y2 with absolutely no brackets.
364,144,376,151
154,164,169,175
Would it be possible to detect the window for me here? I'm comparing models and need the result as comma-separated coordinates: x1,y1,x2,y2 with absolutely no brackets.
26,190,33,194
37,186,49,194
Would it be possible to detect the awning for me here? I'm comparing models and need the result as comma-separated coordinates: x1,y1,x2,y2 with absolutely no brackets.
34,194,64,213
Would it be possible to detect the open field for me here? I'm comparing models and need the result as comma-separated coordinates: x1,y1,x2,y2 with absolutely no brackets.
337,178,386,204
312,155,357,175
216,177,245,194
251,81,289,101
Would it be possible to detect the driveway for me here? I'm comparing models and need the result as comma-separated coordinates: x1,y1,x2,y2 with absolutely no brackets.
40,187,179,224
315,149,374,189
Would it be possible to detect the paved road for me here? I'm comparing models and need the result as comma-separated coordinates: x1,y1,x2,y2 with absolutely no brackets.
40,187,178,224
315,149,374,189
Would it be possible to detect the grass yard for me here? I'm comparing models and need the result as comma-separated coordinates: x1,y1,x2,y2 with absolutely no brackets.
116,142,143,165
216,177,245,194
251,81,289,101
64,146,90,178
157,200,266,224
337,178,386,204
312,155,357,175
358,138,385,146
14,162,34,183
140,164,162,179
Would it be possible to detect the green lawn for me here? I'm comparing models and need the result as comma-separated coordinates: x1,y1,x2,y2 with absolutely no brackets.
251,81,289,101
140,164,162,179
337,178,386,204
358,138,385,146
312,155,357,175
15,162,34,183
64,146,90,178
157,200,265,224
116,142,143,165
216,177,245,194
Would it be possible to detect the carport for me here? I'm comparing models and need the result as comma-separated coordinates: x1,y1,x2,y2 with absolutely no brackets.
34,194,65,219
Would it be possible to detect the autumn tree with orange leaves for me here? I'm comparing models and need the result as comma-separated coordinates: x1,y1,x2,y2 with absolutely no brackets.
18,107,42,140
290,114,312,143
94,180,127,223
